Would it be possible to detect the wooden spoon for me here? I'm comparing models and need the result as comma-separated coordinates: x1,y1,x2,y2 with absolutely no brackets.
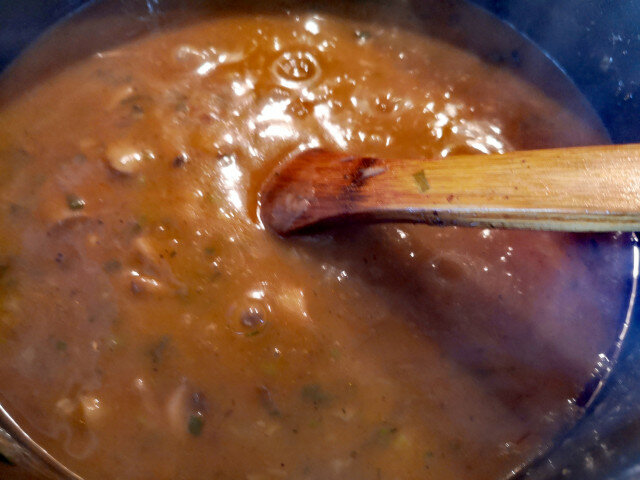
258,145,640,235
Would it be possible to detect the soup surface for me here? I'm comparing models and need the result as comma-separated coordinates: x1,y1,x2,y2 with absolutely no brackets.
0,4,633,480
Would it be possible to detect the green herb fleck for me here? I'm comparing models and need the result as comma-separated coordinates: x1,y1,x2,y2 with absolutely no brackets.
102,259,122,274
245,330,261,337
132,215,149,234
204,246,216,256
66,194,85,210
449,439,462,452
55,340,67,351
136,415,153,428
393,432,410,449
308,417,322,428
412,170,430,192
375,425,398,446
260,362,278,377
188,413,204,436
302,384,330,406
175,100,189,113
378,426,398,437
424,450,434,467
9,203,25,216
150,335,170,366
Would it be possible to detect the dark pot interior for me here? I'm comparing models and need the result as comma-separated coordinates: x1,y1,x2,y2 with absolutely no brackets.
0,1,639,479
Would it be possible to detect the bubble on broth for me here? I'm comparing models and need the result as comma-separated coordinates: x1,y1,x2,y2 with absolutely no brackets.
271,50,321,88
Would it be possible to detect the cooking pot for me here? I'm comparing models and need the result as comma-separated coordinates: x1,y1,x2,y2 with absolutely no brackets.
0,1,639,478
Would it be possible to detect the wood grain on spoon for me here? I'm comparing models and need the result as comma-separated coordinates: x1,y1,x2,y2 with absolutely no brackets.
258,145,640,235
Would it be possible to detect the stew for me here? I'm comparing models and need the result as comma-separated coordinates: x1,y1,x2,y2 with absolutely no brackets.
0,5,632,480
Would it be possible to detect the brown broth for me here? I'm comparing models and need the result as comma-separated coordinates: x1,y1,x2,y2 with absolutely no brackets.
0,6,633,480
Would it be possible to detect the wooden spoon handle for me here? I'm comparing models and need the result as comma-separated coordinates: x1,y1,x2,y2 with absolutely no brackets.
258,145,640,235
